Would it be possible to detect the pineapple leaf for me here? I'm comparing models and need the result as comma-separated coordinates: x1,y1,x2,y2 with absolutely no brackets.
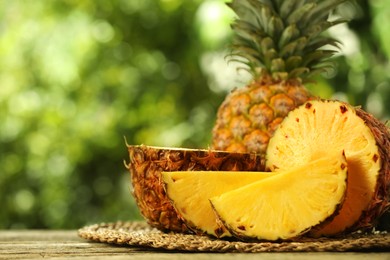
305,37,342,53
285,56,303,71
304,18,348,40
232,21,267,39
287,2,317,25
288,67,310,79
278,24,300,50
310,61,336,76
308,0,349,25
259,4,273,30
280,37,308,58
227,0,350,80
261,37,275,53
303,50,338,67
280,0,301,19
271,58,286,73
264,48,278,68
267,16,284,39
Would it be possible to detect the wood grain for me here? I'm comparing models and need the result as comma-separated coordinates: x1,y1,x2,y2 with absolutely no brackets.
0,230,389,259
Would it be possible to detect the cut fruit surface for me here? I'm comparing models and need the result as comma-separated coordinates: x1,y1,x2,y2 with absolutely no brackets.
162,171,276,237
266,100,384,236
126,144,264,233
210,156,348,241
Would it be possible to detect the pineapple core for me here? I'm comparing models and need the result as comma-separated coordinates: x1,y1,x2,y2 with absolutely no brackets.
266,100,381,236
210,155,347,241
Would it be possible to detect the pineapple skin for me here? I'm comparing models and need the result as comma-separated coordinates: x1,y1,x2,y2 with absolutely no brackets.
126,144,264,233
354,108,390,231
212,79,311,154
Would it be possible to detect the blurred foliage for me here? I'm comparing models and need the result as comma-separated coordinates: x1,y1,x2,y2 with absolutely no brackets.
0,0,388,229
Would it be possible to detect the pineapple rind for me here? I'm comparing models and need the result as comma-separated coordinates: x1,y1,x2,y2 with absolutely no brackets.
126,144,264,233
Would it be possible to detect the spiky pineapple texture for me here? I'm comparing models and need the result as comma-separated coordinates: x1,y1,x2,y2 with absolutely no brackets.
212,0,348,154
227,0,347,80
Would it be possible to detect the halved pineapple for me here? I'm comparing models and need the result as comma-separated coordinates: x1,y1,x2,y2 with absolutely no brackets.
266,100,386,236
126,144,264,233
162,171,276,237
210,155,348,241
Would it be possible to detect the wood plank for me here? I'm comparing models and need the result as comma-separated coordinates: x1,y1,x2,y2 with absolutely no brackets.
0,230,389,259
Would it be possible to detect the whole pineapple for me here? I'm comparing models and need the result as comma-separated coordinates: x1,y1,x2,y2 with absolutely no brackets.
212,0,348,154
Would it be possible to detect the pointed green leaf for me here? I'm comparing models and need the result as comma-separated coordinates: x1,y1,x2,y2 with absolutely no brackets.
267,16,284,39
308,0,348,25
305,37,341,52
261,37,275,53
289,67,310,78
280,37,307,57
285,56,303,70
278,24,300,49
264,48,278,69
271,58,286,73
303,50,337,67
304,18,348,40
280,0,300,19
287,3,317,24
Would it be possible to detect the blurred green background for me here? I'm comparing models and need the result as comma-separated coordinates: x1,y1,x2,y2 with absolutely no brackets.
0,0,389,229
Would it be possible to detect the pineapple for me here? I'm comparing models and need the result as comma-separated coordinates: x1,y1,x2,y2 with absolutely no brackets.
266,99,390,236
125,144,264,233
162,170,277,237
212,0,348,154
210,154,348,241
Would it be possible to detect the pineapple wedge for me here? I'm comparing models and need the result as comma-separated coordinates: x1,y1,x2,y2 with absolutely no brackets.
162,171,277,237
210,155,348,241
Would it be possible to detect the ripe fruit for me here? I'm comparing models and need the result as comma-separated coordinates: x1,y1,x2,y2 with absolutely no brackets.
212,0,348,154
266,99,390,236
162,170,276,237
126,144,264,233
210,155,348,241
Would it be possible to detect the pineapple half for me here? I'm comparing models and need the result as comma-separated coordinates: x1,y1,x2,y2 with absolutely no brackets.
212,0,348,154
125,144,264,233
266,99,390,236
162,170,277,237
210,155,348,241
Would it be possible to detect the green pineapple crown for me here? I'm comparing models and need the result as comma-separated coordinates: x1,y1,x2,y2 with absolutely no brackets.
228,0,350,82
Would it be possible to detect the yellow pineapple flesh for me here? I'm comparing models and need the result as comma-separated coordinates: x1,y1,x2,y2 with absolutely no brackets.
210,155,348,241
266,99,389,236
162,170,277,237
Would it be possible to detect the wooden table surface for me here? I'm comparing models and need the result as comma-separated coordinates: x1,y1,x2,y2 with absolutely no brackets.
1,230,389,259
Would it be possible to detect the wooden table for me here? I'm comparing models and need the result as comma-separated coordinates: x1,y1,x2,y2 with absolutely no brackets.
1,230,389,259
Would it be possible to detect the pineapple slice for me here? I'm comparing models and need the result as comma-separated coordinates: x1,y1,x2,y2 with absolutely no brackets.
162,171,277,237
266,100,384,236
210,155,348,241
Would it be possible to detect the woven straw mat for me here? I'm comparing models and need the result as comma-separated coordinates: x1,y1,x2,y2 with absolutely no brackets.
78,221,390,253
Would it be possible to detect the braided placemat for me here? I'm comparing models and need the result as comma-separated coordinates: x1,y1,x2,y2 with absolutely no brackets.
78,221,390,253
